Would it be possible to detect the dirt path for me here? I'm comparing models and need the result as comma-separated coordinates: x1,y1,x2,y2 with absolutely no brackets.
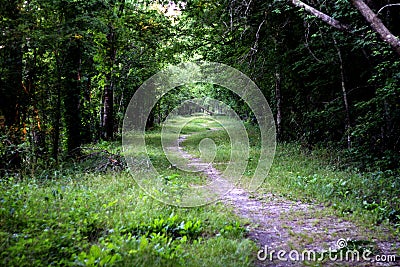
171,131,399,267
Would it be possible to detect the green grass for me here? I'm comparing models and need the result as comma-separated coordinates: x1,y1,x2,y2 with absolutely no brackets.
0,116,255,267
1,115,399,266
265,144,400,231
0,172,255,266
181,116,400,233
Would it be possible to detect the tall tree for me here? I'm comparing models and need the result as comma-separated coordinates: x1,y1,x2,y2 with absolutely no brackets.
63,36,82,155
0,0,25,128
59,0,85,155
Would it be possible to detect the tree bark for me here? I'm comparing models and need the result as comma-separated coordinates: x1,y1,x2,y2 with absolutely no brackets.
102,77,114,140
334,39,351,149
101,23,116,140
275,70,282,141
351,0,400,56
64,39,82,156
290,0,400,56
290,0,350,31
101,1,124,141
100,2,126,140
53,54,62,162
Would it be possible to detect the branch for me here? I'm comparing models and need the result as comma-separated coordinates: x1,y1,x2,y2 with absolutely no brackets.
377,3,400,16
304,22,323,63
290,0,400,56
351,0,400,56
290,0,350,31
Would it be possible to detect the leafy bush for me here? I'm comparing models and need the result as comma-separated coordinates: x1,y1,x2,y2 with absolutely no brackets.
120,214,203,241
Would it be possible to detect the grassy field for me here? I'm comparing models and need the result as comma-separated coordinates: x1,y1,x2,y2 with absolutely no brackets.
0,116,255,267
0,171,256,266
1,115,399,266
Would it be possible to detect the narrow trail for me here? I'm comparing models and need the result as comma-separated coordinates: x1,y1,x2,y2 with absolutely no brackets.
170,129,400,267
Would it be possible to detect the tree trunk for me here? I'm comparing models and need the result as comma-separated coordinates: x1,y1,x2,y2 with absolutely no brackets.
275,70,282,141
351,0,400,56
102,80,114,140
53,54,62,162
28,47,46,159
290,0,350,31
146,110,155,129
101,24,117,140
64,39,82,156
100,1,126,139
334,38,351,149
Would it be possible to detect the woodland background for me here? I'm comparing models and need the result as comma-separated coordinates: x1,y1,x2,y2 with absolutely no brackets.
1,0,399,175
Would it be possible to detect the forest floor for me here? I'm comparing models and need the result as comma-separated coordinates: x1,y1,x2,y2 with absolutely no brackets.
1,115,399,266
172,116,400,267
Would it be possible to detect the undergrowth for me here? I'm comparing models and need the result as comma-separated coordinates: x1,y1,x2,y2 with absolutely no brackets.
1,115,399,266
0,116,254,266
182,116,400,232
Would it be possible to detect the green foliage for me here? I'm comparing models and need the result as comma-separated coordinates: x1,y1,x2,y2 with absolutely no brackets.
0,123,255,266
2,0,400,172
266,143,400,228
1,1,400,264
350,56,400,170
198,118,400,231
0,171,253,266
120,214,203,242
217,222,247,239
76,244,121,267
0,131,24,173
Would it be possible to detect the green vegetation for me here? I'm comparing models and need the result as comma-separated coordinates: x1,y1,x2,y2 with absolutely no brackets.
1,0,400,265
0,177,253,266
180,116,231,162
183,117,400,231
267,145,400,229
0,123,254,266
1,0,400,172
2,116,399,265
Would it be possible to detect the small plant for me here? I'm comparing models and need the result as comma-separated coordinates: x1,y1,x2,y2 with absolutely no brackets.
75,244,121,266
218,222,247,238
121,214,203,241
363,200,400,224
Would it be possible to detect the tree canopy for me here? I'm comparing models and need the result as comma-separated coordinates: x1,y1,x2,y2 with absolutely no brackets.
1,0,400,171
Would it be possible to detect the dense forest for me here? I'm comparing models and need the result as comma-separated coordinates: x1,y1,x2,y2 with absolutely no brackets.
1,0,400,266
1,0,400,171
